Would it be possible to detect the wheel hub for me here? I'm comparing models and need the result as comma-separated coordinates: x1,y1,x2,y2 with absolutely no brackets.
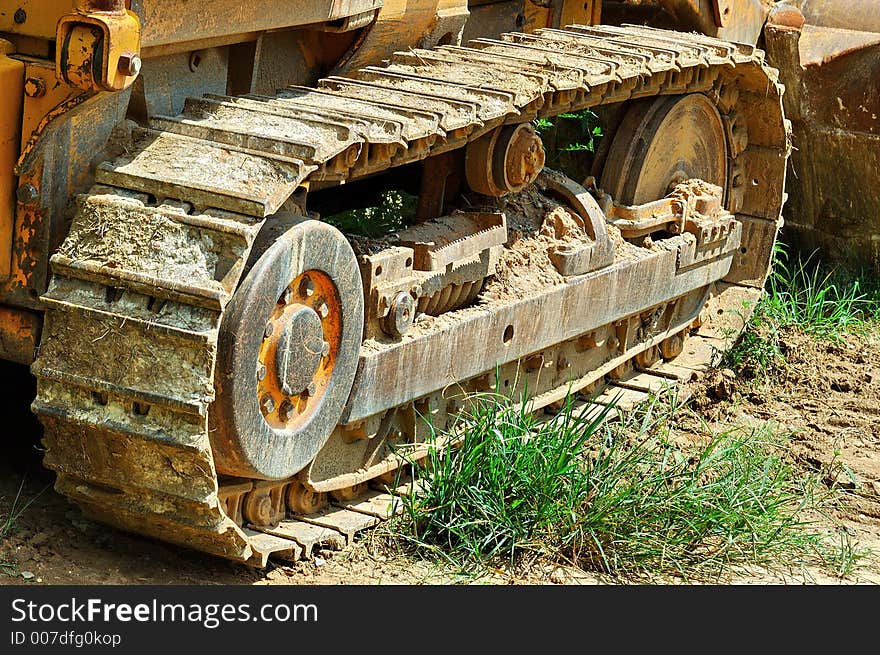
212,219,364,480
273,304,325,397
257,270,341,430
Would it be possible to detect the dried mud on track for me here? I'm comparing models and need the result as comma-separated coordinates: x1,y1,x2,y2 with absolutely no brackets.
1,326,879,585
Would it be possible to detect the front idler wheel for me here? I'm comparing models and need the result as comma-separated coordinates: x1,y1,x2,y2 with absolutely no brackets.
211,219,364,480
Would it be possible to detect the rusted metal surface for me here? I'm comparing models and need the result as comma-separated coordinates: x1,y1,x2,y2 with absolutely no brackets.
337,0,469,74
26,26,786,565
465,123,546,196
0,1,383,49
600,94,728,206
765,1,880,267
540,169,614,274
799,0,880,32
133,0,384,50
1,76,129,314
0,38,23,280
604,0,770,46
0,304,41,364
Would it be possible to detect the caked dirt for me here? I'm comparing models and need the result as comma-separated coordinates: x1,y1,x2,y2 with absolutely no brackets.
1,324,878,586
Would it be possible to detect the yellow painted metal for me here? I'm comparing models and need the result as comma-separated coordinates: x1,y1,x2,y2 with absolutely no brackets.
0,39,24,280
338,0,470,72
525,0,601,33
56,6,141,92
19,61,83,165
0,305,40,364
559,0,601,27
0,1,72,39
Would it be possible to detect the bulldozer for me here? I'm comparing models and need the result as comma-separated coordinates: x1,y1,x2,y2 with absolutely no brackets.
0,1,791,565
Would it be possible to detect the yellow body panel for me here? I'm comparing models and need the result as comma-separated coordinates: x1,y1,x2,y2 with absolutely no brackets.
0,39,24,279
0,0,71,39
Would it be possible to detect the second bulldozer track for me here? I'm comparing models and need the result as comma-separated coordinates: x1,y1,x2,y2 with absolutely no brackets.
31,25,785,565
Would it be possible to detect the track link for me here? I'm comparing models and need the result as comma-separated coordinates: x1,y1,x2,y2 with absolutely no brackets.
31,25,788,565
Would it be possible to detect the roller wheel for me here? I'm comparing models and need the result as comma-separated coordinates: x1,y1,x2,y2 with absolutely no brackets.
210,218,364,479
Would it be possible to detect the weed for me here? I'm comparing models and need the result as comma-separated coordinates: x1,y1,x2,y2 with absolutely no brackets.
0,477,46,573
322,189,417,238
533,109,604,178
722,244,879,378
761,247,868,338
395,392,853,581
1,477,36,540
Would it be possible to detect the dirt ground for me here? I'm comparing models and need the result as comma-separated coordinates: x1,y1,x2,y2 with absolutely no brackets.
1,326,878,586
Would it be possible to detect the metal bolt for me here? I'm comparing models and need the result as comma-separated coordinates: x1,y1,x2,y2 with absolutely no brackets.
256,363,267,381
117,51,142,77
299,276,314,297
188,51,203,72
254,495,272,525
24,77,45,98
317,302,329,319
13,8,26,24
280,287,292,305
16,184,38,204
321,341,330,357
264,322,274,338
260,394,275,414
278,400,294,422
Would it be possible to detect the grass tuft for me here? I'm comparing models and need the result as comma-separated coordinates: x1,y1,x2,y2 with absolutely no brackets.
322,189,417,238
722,244,879,377
395,392,856,581
0,477,46,573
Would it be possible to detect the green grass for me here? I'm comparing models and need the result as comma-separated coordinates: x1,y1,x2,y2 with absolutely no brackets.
322,189,417,238
722,245,879,376
393,392,859,581
761,247,870,338
533,109,603,177
0,477,45,574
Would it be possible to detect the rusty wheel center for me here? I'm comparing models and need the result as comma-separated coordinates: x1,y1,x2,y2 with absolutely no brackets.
257,270,341,430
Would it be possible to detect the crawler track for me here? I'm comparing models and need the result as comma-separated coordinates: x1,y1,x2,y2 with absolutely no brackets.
31,25,788,565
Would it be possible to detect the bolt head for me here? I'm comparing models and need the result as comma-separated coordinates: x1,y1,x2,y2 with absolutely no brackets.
24,78,45,98
278,400,294,422
255,496,272,523
260,394,275,414
118,52,142,78
16,184,38,205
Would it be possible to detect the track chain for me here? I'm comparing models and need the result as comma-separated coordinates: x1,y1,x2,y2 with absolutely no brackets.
31,25,785,565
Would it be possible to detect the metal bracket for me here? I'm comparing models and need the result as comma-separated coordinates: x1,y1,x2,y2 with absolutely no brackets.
56,4,141,92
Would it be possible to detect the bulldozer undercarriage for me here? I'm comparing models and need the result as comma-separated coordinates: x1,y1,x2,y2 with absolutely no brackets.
29,24,788,566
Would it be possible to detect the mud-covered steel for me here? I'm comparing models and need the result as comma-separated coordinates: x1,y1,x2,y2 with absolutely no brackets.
211,219,364,480
30,26,789,564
